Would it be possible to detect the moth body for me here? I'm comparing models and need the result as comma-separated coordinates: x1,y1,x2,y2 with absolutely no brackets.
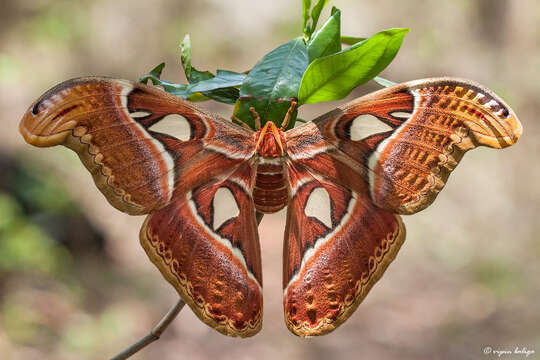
254,122,289,213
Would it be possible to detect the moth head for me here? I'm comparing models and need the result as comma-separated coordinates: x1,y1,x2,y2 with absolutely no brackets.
255,121,286,157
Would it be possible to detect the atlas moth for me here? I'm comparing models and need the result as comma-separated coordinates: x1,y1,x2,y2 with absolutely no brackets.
20,76,522,336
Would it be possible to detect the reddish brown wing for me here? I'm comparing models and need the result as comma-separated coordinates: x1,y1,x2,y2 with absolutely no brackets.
140,162,263,337
288,78,522,215
282,162,404,336
19,77,263,337
283,78,521,336
20,77,256,214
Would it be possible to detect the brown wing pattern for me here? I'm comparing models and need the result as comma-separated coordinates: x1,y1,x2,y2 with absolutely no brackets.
283,77,521,336
20,77,262,337
283,162,405,336
288,77,522,215
19,77,256,214
140,162,263,337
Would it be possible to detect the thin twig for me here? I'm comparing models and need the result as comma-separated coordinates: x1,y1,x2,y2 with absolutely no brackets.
110,212,264,359
110,298,186,360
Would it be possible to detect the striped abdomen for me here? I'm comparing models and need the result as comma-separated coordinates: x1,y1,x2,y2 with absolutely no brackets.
254,157,288,213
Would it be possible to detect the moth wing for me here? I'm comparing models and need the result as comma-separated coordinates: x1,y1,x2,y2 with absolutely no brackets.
21,77,262,337
140,162,263,337
282,77,521,335
282,161,405,336
286,78,522,215
20,77,256,214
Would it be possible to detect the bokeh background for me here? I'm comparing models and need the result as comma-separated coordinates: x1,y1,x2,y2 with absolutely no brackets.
1,0,539,359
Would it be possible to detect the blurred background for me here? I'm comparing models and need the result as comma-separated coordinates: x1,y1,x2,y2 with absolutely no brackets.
1,0,539,359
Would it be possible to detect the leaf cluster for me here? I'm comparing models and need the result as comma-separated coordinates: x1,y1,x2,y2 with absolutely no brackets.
141,2,408,129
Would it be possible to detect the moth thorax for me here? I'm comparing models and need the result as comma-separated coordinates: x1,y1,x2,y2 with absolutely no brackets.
256,126,286,157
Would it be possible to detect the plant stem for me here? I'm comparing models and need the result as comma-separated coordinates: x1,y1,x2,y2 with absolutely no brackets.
110,299,186,360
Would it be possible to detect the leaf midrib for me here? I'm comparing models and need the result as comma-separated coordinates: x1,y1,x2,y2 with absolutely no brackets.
261,38,304,120
302,39,381,103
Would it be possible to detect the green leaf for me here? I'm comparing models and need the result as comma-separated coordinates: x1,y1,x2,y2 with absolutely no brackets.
179,34,213,83
200,87,239,104
149,62,164,77
303,0,329,41
188,70,244,104
140,69,242,104
186,92,212,102
234,37,309,129
178,35,240,103
310,0,329,34
139,63,165,84
374,76,397,87
140,73,191,97
307,7,341,62
298,28,409,104
302,0,311,38
186,70,246,93
180,34,193,80
341,35,367,46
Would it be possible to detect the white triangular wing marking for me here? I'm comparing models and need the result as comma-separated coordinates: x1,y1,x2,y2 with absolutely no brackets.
350,114,393,141
304,186,332,228
149,114,191,141
213,187,240,230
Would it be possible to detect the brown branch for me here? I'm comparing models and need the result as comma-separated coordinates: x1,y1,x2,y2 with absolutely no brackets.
110,298,186,360
110,212,264,359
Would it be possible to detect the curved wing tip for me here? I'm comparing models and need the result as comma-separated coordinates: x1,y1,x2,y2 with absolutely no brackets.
507,114,523,144
19,114,71,147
